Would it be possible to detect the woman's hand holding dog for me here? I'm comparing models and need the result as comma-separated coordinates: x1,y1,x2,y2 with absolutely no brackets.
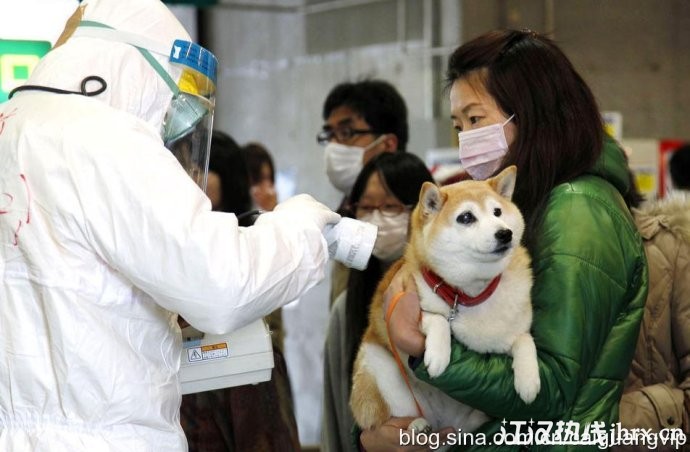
383,268,425,358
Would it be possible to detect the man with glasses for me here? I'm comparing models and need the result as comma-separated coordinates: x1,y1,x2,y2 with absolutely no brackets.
318,79,409,197
316,79,409,307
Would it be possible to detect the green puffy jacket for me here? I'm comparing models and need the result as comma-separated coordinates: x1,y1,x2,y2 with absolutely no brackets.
414,138,649,451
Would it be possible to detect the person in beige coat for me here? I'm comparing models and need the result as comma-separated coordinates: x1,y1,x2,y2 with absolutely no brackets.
617,193,690,451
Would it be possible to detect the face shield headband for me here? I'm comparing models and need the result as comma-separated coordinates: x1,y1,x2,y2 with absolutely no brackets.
72,21,218,191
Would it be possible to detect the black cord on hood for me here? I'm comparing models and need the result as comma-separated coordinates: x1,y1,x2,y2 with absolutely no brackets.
8,75,107,99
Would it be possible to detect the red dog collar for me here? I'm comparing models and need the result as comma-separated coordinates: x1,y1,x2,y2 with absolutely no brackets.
421,267,501,312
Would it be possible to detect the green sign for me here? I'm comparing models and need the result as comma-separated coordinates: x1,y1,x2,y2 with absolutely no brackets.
0,40,51,103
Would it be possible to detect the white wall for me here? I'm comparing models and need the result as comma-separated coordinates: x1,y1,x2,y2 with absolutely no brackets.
0,0,78,44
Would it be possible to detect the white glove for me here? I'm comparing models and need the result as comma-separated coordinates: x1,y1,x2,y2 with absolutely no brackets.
273,194,341,230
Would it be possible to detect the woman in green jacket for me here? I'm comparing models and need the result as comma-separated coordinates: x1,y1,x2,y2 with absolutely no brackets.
361,30,649,451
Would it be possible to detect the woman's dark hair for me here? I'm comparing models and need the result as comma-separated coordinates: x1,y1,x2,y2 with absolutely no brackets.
209,130,254,226
323,79,409,151
343,152,434,377
446,29,604,240
243,142,275,185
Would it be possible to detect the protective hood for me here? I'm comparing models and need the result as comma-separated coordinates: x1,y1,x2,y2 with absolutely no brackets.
25,0,191,135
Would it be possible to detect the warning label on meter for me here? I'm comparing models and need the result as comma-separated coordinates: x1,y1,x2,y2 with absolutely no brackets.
187,342,229,362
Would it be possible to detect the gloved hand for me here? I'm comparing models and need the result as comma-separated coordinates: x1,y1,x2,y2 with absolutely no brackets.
273,194,341,230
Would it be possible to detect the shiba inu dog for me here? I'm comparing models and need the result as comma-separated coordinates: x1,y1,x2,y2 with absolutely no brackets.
350,166,539,437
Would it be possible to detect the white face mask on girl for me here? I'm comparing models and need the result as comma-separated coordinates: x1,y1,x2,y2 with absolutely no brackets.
458,114,515,180
324,135,387,193
358,210,410,263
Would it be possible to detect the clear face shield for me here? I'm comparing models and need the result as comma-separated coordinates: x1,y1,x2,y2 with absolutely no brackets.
72,23,218,191
160,41,217,191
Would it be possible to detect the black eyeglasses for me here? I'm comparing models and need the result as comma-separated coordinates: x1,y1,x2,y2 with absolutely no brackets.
352,202,412,217
316,126,380,146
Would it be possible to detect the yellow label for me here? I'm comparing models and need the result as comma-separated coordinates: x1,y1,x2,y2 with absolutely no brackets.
634,171,656,194
201,343,227,352
187,342,229,362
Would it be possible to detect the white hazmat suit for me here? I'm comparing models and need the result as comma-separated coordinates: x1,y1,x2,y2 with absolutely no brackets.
0,0,339,450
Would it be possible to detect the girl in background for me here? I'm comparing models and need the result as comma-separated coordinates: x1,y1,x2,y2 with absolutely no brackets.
244,142,278,212
322,152,434,452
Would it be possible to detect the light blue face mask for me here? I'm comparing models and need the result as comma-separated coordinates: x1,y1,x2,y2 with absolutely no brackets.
163,93,212,142
72,21,218,190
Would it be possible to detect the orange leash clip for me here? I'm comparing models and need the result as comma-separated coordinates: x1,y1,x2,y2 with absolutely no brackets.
385,291,425,419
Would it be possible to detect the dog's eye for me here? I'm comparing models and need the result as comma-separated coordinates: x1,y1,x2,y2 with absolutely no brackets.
494,208,502,217
456,211,476,225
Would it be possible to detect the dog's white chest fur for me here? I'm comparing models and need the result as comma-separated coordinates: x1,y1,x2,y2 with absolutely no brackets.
414,254,533,355
413,244,540,405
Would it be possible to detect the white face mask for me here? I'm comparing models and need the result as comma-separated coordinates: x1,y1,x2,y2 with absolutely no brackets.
458,114,514,180
358,210,410,263
324,135,387,193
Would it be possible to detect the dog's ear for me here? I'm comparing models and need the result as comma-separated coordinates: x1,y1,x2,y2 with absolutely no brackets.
419,182,444,218
489,165,517,200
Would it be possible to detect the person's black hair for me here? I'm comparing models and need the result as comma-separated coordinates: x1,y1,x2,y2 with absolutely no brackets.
322,79,409,151
619,149,645,209
446,29,610,244
623,171,645,209
343,152,434,377
243,142,275,185
670,144,690,190
209,130,254,226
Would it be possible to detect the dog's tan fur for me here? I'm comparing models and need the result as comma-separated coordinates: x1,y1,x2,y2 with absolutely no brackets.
351,259,405,429
351,166,539,434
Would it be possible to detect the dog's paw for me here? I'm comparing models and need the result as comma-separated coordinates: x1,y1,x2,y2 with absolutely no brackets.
424,348,450,378
511,333,540,404
513,364,540,404
408,417,431,434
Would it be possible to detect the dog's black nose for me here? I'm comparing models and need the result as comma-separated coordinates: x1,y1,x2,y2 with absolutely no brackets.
495,228,513,244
